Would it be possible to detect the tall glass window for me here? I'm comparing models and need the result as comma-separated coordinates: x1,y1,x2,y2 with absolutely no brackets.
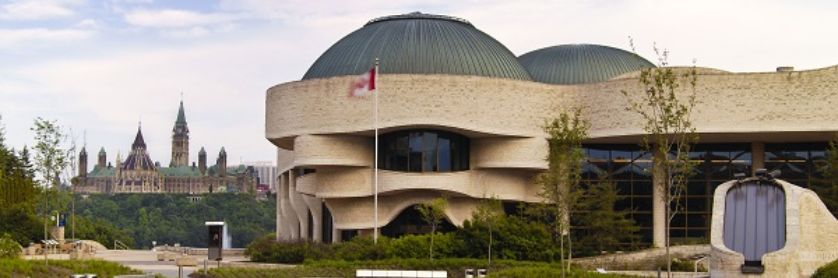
581,144,653,248
379,130,470,172
765,142,828,187
676,144,751,242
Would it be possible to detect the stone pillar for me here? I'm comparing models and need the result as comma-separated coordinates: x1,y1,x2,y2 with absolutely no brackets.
752,142,765,175
652,148,667,248
276,172,285,241
333,227,341,243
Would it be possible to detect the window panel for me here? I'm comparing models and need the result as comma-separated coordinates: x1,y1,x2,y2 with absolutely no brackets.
379,130,469,173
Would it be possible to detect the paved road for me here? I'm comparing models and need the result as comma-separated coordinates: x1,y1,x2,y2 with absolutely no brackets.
98,250,248,278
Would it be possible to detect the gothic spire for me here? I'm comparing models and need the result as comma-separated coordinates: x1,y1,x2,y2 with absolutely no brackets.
176,100,187,125
132,125,146,149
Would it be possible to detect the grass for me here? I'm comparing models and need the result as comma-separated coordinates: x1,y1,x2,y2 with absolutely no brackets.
813,258,838,278
192,258,631,278
0,258,143,278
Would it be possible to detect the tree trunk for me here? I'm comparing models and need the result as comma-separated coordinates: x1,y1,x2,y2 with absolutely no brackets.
429,224,435,260
567,233,573,273
559,227,565,278
488,223,493,266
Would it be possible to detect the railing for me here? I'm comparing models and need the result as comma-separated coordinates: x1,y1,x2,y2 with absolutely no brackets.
113,240,130,250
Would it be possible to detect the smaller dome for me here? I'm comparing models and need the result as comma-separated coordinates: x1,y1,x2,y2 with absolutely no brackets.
519,44,655,85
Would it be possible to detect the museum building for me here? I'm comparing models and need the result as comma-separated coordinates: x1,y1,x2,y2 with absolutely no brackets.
265,12,838,246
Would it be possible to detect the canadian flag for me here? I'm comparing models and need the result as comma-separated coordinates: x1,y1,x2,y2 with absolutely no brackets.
348,67,376,97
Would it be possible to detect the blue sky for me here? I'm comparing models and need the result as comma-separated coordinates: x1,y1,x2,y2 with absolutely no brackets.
1,0,837,167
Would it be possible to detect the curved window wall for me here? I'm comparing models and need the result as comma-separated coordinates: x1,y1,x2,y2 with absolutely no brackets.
378,130,470,172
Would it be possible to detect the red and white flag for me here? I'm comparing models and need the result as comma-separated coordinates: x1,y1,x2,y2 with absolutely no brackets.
348,67,376,97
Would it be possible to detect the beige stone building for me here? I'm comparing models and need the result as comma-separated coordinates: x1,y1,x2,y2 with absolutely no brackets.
75,101,257,194
266,12,838,246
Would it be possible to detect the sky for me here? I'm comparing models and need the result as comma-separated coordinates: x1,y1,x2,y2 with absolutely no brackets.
1,0,837,167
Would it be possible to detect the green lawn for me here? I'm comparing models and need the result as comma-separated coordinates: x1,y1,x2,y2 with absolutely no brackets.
0,258,144,278
192,258,633,278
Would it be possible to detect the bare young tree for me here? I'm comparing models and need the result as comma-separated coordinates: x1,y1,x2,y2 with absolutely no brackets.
417,197,448,260
621,43,698,277
536,109,589,276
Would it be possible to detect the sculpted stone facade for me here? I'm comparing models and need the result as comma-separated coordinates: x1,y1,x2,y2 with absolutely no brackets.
266,12,838,253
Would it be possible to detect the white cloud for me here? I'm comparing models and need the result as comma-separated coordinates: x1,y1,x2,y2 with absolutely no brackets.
124,9,237,28
0,0,81,20
74,18,97,28
0,28,93,48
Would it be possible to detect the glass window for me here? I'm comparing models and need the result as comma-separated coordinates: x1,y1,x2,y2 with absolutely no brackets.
379,130,470,172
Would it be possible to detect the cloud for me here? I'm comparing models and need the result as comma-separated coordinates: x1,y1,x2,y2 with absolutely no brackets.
0,28,93,48
74,18,97,28
0,0,81,20
123,9,237,28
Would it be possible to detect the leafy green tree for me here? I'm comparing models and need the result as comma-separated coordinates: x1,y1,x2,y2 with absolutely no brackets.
472,197,504,265
574,178,639,256
417,197,448,260
621,45,698,277
815,138,838,216
32,117,70,265
534,109,589,275
0,233,22,259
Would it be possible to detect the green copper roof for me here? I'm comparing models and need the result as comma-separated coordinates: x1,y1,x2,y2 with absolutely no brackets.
176,101,186,124
302,12,532,81
88,165,115,177
159,166,201,177
518,44,655,85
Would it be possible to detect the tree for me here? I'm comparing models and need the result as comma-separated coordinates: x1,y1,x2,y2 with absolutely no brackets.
31,117,69,265
534,109,589,276
472,197,504,265
621,44,698,277
417,197,448,260
815,137,838,216
575,177,639,256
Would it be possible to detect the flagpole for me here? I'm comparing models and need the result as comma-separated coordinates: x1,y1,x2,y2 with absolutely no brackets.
373,57,380,244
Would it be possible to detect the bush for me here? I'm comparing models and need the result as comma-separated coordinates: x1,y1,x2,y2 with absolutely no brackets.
389,233,464,259
0,234,21,259
459,214,559,261
0,258,142,278
246,234,334,263
332,236,390,261
813,258,838,278
487,265,631,278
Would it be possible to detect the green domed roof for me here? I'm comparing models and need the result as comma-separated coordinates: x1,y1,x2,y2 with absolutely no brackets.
518,44,655,85
303,12,532,81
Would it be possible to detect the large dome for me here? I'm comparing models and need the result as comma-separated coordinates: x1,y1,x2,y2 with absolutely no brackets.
302,12,532,81
518,44,655,85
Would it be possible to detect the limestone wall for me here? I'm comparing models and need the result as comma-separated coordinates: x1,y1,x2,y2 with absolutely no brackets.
266,65,838,242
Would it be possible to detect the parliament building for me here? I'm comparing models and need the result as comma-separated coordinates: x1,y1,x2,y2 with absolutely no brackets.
266,12,838,245
75,101,257,194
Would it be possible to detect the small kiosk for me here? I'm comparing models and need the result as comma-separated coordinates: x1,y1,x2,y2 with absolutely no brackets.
205,221,226,261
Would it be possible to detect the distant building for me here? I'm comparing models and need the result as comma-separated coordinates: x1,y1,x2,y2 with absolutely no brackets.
244,161,278,192
75,101,257,194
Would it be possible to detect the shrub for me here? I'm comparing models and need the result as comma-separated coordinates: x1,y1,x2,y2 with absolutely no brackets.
389,233,464,259
813,258,838,278
332,236,390,261
0,258,141,278
245,234,331,264
0,234,22,259
460,214,558,261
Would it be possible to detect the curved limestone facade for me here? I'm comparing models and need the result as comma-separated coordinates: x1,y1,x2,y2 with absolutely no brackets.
266,12,838,244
